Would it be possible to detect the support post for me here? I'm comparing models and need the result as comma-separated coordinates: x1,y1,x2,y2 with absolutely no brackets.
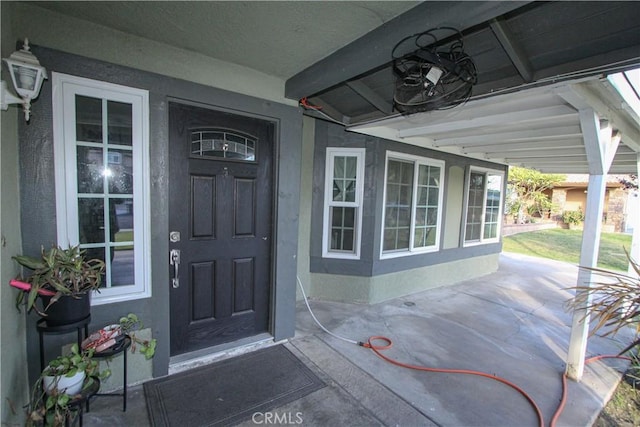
566,174,607,380
630,153,640,276
565,108,620,381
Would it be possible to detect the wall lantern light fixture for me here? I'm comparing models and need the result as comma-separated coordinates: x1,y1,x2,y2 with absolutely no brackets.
1,38,48,121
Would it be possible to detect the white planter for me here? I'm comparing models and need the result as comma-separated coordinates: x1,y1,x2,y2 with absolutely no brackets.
43,371,86,396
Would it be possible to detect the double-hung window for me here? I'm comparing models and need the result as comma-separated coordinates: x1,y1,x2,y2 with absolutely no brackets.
322,148,365,259
464,168,504,245
53,73,150,304
381,152,445,258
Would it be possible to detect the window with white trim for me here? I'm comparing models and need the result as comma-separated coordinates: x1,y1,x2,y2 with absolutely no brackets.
322,148,365,259
381,152,445,257
464,168,504,245
53,73,150,304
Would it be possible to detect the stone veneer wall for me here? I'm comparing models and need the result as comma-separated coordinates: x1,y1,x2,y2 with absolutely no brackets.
606,188,627,232
551,189,568,222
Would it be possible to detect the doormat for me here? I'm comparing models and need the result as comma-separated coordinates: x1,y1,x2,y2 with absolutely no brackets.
144,345,325,426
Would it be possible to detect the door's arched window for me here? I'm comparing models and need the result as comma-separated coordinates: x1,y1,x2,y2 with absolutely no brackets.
191,129,256,161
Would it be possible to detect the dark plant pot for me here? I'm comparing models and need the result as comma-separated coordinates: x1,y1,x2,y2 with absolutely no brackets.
39,292,91,326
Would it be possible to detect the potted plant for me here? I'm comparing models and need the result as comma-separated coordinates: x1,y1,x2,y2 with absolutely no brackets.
26,344,105,427
11,245,105,325
562,209,585,229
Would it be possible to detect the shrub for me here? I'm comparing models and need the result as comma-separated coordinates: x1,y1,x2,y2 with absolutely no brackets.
562,210,584,225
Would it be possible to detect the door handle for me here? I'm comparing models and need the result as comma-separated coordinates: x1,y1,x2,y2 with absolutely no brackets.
170,249,180,288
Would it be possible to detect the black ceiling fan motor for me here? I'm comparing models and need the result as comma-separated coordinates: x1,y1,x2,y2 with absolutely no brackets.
392,28,478,114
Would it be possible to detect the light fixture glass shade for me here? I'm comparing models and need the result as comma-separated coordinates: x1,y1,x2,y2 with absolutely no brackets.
3,39,47,101
1,38,48,120
13,64,38,91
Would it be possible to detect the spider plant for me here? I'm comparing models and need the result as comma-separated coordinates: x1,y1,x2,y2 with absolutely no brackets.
12,245,105,316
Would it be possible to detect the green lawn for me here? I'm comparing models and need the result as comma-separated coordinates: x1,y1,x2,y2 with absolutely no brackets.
115,230,134,250
502,228,632,271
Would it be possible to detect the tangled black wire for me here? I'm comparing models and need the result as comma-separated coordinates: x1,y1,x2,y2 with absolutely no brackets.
392,27,478,114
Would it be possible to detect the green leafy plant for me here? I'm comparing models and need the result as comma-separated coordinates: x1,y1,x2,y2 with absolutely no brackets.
562,210,585,226
26,344,106,427
119,313,157,359
12,245,105,315
43,344,99,379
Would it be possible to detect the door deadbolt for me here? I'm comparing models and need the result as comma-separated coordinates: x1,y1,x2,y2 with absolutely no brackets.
170,231,181,243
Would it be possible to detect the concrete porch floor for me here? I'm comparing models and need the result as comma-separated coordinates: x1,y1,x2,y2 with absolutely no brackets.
83,252,635,426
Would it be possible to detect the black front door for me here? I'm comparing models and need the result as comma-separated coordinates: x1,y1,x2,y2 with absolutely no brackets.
169,102,274,356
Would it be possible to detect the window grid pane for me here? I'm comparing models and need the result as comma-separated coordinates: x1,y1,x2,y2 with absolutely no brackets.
383,160,414,252
465,172,485,242
76,95,102,143
332,156,357,202
483,174,502,240
413,165,440,249
465,171,503,243
75,95,135,288
330,207,355,252
325,150,363,257
107,100,132,146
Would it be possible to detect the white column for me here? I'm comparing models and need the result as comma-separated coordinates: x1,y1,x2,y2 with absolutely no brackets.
629,153,640,276
566,109,620,381
566,174,607,380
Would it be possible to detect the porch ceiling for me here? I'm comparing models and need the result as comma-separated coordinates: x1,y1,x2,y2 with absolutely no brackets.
24,1,640,175
349,76,640,175
26,2,640,125
27,0,422,79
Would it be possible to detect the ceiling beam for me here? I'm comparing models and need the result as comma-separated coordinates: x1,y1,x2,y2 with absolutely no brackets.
492,148,587,159
462,139,584,153
303,96,351,125
538,167,589,173
398,105,576,138
557,83,640,152
433,125,582,147
613,152,640,159
535,45,640,87
285,1,531,100
503,156,588,164
346,81,393,115
489,18,533,83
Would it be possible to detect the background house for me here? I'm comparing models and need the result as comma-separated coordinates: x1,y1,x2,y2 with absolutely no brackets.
2,2,639,425
549,174,634,232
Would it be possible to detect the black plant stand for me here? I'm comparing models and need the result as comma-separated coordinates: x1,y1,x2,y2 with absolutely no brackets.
34,375,100,427
88,335,131,412
37,315,91,371
65,376,100,427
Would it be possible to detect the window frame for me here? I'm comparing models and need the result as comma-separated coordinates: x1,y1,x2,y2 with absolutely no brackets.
463,166,504,246
380,151,445,259
52,72,151,305
322,147,365,260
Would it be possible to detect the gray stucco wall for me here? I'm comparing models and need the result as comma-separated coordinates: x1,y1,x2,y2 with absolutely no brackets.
296,116,315,300
0,107,28,426
1,4,29,425
18,46,301,386
310,121,506,276
9,2,291,106
307,121,506,303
